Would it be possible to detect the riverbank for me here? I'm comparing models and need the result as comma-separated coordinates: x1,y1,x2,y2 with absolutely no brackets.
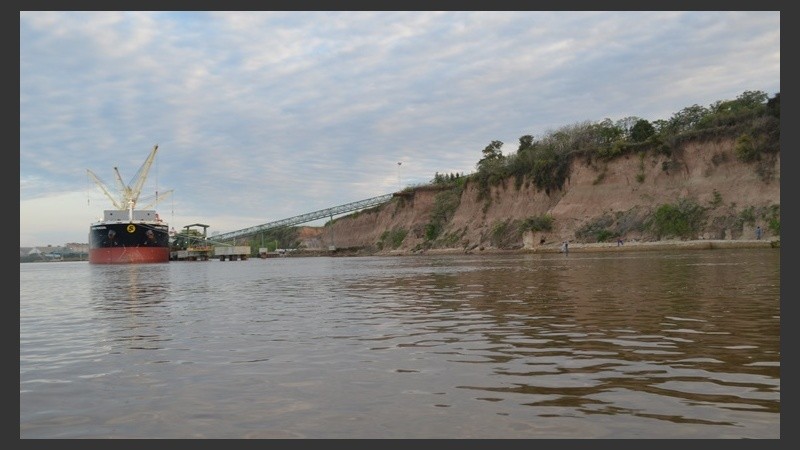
388,238,781,256
522,238,780,254
297,238,780,258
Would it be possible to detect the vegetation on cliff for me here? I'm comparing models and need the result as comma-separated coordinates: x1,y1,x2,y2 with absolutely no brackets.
468,90,779,199
406,90,780,251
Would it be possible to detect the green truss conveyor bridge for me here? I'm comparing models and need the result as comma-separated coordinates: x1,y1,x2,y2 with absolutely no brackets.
210,193,395,243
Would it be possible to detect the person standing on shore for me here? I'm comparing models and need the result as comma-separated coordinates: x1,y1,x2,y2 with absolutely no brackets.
562,240,569,255
756,226,763,240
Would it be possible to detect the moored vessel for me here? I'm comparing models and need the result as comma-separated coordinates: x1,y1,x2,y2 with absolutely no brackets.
87,145,172,264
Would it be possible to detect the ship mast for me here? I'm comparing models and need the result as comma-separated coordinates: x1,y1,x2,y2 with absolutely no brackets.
87,144,171,219
127,144,160,210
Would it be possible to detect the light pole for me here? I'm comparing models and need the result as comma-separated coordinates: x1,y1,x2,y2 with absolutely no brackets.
329,213,335,251
397,161,402,191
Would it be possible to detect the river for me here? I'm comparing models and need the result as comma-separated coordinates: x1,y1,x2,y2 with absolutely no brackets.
20,248,780,438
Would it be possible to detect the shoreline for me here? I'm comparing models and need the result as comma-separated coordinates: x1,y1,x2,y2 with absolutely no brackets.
519,238,779,254
298,238,781,258
390,238,780,256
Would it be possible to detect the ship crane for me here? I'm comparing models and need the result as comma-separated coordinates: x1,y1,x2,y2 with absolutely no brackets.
86,144,173,222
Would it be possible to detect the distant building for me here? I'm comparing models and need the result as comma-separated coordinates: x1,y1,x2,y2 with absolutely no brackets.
20,243,89,262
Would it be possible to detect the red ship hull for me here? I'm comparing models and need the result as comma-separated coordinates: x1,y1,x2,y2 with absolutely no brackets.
88,246,170,264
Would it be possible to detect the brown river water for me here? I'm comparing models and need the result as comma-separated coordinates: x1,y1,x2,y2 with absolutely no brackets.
20,248,780,438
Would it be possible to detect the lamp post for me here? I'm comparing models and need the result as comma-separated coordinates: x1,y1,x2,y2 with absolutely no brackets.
329,213,336,251
397,161,402,191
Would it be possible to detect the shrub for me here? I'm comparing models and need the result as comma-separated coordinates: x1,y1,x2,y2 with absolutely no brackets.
765,204,780,235
596,229,615,243
739,206,756,225
647,198,706,239
734,134,759,162
709,190,722,208
768,218,780,235
378,227,408,250
520,214,554,232
423,186,462,242
575,215,615,243
424,222,442,241
490,220,523,249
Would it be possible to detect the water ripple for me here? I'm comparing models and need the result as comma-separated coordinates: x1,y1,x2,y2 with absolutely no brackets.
21,250,780,438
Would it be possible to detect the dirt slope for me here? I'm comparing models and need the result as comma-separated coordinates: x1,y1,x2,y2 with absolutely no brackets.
305,136,780,254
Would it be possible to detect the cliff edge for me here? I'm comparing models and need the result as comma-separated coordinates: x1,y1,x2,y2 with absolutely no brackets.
303,135,779,255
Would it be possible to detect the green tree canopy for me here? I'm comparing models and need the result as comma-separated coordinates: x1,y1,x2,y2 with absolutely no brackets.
630,119,656,142
477,140,505,170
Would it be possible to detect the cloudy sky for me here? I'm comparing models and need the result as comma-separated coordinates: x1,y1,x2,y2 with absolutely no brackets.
19,11,780,247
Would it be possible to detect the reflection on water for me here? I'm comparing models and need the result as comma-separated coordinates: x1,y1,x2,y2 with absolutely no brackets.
90,264,172,351
20,249,780,438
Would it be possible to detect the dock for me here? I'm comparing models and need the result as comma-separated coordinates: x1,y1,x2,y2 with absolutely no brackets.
258,248,287,258
214,246,250,261
170,246,212,261
170,245,251,261
170,223,250,261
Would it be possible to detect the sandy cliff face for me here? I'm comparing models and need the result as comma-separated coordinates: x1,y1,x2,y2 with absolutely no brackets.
313,137,779,253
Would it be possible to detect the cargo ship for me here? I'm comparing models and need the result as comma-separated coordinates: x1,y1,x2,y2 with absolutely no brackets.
87,145,173,264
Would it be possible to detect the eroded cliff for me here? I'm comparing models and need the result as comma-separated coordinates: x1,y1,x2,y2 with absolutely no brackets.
305,136,779,254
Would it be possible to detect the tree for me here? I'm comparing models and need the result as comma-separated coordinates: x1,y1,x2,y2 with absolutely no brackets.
482,140,504,160
518,135,534,152
652,119,670,135
593,118,623,146
615,116,641,140
735,90,768,110
477,140,504,169
630,119,656,142
766,92,780,118
668,104,709,133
